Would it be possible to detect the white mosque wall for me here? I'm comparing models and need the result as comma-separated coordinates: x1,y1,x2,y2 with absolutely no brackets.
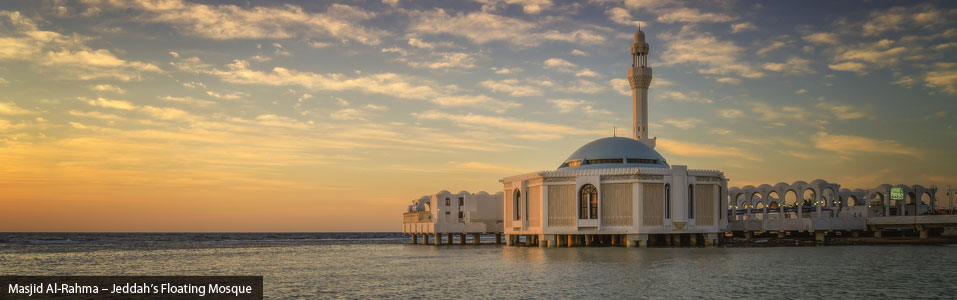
402,190,504,234
502,166,728,238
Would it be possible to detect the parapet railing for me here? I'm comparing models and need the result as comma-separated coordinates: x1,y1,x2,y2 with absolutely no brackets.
403,211,432,223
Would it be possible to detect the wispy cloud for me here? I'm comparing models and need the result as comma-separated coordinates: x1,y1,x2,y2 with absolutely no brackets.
812,132,919,157
84,1,386,45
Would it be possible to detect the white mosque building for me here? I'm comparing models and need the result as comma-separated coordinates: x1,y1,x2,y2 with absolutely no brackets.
402,190,504,245
500,29,728,248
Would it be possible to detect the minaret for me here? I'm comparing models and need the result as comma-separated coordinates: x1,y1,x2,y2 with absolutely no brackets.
628,28,655,148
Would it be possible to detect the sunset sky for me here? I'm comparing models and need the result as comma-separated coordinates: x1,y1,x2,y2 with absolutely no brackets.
1,0,955,232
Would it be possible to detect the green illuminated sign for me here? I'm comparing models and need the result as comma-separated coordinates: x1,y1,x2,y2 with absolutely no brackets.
890,187,904,200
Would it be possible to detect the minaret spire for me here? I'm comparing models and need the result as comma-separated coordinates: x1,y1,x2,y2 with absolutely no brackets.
628,27,655,148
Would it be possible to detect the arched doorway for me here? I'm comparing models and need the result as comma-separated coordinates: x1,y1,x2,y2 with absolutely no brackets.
785,190,798,218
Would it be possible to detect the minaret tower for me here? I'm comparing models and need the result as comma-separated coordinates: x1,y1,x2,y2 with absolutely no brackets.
628,27,655,148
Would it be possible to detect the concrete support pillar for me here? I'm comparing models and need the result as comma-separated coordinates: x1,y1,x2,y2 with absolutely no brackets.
555,235,564,247
873,230,882,238
745,231,753,240
626,234,639,248
664,234,672,247
411,234,418,244
707,233,718,248
852,231,859,238
919,229,928,239
638,234,649,248
546,235,556,248
473,233,481,245
566,235,574,247
690,234,698,247
434,234,441,245
460,233,466,245
524,235,531,246
506,234,513,246
815,231,825,244
495,233,502,244
777,232,786,239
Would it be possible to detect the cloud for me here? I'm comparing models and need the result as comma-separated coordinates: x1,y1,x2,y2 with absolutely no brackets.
719,109,743,119
659,90,712,103
544,58,599,77
815,102,869,120
330,104,388,120
161,96,214,107
762,57,814,75
657,8,734,24
81,97,136,110
861,4,952,37
663,118,702,129
474,0,554,14
557,79,604,94
205,90,249,100
570,49,589,56
0,102,34,115
716,77,740,84
407,38,434,49
924,111,948,120
408,9,604,47
609,78,631,96
406,52,476,69
749,102,807,122
179,58,518,112
924,63,957,95
85,1,385,45
479,79,543,97
812,132,919,157
659,25,764,81
544,58,577,69
730,22,756,33
491,67,523,74
657,138,758,160
795,89,807,94
414,110,598,140
827,40,908,75
827,61,868,74
447,161,525,173
802,32,839,45
575,69,600,78
90,84,127,94
548,99,611,115
605,7,641,26
141,106,196,122
0,11,162,81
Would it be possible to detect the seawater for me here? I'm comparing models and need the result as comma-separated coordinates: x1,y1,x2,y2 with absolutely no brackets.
1,233,956,299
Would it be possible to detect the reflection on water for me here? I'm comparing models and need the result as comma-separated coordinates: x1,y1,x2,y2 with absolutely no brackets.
2,234,956,299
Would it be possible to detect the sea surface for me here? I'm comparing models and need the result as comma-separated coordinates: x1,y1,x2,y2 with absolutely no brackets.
1,233,956,299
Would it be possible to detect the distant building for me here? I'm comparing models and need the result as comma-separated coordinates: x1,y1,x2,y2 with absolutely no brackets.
403,190,504,244
500,29,728,248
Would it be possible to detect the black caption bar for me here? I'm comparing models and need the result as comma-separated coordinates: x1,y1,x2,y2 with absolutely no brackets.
0,276,262,300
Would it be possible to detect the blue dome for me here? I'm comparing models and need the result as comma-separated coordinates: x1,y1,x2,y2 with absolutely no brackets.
558,137,668,169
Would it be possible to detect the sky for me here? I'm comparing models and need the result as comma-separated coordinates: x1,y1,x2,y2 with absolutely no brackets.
0,0,955,232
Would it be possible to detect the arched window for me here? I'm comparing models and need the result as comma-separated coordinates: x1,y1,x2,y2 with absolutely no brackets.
513,189,521,221
445,197,450,206
688,184,695,219
580,184,598,219
665,184,671,219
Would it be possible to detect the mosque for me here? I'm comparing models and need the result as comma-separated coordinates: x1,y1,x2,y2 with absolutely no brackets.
499,29,728,248
402,29,950,247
